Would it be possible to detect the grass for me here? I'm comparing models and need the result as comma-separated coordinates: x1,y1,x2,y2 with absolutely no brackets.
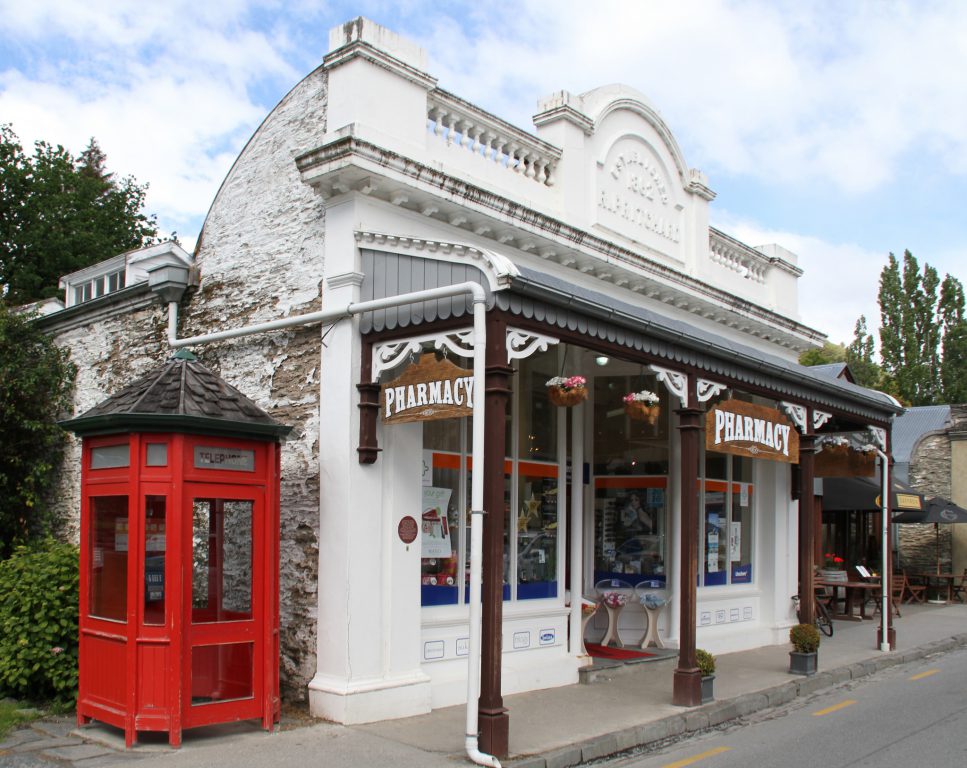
0,698,45,740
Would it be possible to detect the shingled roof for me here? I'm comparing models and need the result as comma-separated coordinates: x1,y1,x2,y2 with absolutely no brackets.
62,350,291,439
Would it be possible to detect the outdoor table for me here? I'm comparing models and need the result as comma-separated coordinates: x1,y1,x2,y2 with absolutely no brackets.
912,572,957,603
816,578,880,620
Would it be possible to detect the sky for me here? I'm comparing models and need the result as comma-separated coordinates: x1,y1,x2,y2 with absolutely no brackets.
2,0,965,348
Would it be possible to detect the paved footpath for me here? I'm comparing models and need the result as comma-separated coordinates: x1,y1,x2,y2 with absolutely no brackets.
3,603,965,768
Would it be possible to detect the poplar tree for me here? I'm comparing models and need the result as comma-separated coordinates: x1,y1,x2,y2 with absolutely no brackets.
844,316,881,388
939,275,967,403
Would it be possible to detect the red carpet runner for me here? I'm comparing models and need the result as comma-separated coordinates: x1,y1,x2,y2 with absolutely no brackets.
585,642,656,660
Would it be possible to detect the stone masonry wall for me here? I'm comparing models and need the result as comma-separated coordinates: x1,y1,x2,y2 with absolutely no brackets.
48,298,171,543
901,431,952,573
183,63,329,700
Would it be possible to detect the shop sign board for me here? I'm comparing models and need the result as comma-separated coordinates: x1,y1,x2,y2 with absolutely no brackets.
382,353,474,424
705,400,799,464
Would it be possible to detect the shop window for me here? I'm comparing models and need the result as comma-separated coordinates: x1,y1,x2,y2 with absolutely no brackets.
89,496,129,622
593,479,667,584
143,496,167,625
419,347,562,606
701,455,754,587
592,372,670,587
192,499,253,622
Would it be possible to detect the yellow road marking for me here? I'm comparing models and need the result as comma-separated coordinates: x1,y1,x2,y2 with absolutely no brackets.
910,669,940,681
662,746,732,767
812,699,857,716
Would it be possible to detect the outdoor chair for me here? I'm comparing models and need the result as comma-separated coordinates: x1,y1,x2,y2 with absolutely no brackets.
950,569,967,604
900,571,927,604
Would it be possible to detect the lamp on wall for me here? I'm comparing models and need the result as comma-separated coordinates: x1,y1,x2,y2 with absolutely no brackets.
595,355,609,366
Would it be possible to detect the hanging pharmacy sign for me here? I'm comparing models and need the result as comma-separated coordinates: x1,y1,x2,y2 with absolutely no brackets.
705,400,799,464
382,353,474,425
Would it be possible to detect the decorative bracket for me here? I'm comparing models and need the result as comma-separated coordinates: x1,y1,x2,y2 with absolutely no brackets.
506,328,559,363
780,401,808,433
867,426,887,452
813,410,832,431
696,378,726,404
372,328,474,379
649,365,688,408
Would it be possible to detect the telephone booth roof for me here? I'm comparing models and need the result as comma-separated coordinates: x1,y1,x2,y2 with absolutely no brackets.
62,350,291,440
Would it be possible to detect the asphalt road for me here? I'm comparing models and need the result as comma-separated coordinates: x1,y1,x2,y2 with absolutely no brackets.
597,646,967,768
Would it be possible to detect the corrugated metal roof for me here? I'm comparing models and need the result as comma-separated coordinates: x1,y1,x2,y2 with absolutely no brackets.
502,266,899,421
892,405,951,463
809,363,852,381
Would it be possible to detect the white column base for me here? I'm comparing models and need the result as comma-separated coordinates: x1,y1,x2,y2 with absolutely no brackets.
308,671,433,724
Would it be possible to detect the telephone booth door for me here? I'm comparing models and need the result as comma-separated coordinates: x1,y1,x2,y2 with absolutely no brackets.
183,484,267,731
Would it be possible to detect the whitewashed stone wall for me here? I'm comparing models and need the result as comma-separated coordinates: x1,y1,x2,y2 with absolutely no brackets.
46,64,331,701
183,63,329,700
47,297,170,543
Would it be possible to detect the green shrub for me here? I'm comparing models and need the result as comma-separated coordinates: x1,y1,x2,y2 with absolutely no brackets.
0,540,79,704
789,623,821,653
696,648,715,676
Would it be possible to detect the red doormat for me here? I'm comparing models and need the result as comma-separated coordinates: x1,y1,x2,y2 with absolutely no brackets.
585,642,656,661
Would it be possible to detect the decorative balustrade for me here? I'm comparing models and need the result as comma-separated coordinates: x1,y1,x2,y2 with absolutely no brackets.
427,88,561,187
708,230,770,284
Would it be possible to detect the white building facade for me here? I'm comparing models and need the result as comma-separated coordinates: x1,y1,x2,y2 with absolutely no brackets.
43,18,899,733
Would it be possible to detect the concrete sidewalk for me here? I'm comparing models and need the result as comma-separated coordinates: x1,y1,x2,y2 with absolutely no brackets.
4,603,965,768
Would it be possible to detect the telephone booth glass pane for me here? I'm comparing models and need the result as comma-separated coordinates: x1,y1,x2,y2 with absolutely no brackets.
192,498,253,622
191,642,254,704
144,495,166,625
90,496,129,621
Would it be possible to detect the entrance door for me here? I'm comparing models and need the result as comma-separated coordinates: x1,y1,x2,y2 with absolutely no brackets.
183,484,265,729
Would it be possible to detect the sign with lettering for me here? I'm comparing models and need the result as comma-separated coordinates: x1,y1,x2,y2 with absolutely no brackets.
596,137,683,257
705,400,799,464
382,353,474,425
194,446,255,472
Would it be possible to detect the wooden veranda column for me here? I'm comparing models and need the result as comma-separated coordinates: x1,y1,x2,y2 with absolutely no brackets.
798,432,818,625
479,313,512,758
673,394,703,707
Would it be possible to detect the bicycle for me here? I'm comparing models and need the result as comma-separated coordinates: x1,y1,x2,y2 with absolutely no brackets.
791,593,833,637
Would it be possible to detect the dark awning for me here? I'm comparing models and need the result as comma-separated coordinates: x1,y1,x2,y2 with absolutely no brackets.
820,476,925,514
893,497,967,524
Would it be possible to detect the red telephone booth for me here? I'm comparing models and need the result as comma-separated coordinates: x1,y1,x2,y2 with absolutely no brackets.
63,351,290,747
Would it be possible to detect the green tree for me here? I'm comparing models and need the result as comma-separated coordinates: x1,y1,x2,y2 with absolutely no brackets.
0,301,76,558
844,315,881,388
939,274,967,403
799,341,846,367
0,125,158,304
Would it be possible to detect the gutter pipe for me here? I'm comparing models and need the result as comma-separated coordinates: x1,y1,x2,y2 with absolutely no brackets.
162,282,500,767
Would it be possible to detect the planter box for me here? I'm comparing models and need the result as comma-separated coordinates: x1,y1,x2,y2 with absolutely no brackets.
701,674,714,703
789,651,818,676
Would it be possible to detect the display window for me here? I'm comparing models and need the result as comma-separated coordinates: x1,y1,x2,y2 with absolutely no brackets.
419,348,562,607
593,477,667,584
701,455,754,586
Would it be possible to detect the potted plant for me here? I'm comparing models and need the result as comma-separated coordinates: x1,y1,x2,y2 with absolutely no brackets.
696,648,715,703
820,552,847,582
789,623,820,676
622,390,661,424
545,375,587,407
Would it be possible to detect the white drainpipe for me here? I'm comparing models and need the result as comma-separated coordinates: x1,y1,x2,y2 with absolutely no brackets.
873,447,891,652
163,281,500,767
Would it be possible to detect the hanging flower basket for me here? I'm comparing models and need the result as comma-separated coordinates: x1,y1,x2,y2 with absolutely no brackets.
546,376,587,407
819,436,850,457
623,390,660,423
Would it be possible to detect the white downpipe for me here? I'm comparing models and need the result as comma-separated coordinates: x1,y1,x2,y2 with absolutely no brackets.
165,282,500,767
875,448,891,652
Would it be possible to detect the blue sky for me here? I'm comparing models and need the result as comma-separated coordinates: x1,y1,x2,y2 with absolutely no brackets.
2,0,965,348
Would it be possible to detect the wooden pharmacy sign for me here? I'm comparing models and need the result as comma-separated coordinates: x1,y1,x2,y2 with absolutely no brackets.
705,400,799,464
382,353,474,425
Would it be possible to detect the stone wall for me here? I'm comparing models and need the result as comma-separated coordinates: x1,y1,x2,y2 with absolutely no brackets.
181,63,330,700
46,64,331,701
902,430,952,573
